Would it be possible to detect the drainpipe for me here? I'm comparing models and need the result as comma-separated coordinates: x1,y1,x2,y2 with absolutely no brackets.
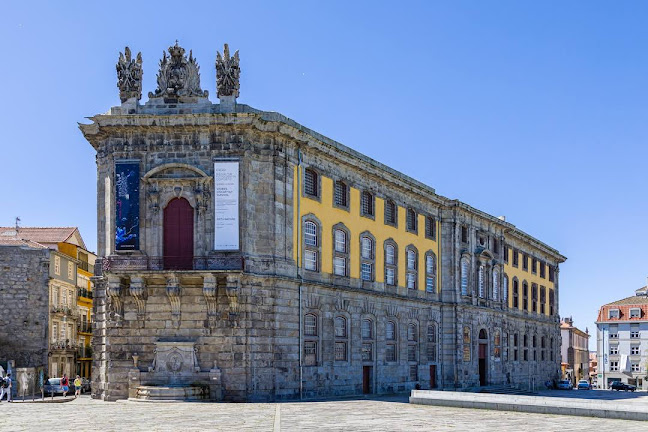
297,148,303,400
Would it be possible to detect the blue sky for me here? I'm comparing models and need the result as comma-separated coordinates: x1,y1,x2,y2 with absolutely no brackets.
2,1,647,349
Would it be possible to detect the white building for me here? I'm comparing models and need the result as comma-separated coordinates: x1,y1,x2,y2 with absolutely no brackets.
596,286,648,390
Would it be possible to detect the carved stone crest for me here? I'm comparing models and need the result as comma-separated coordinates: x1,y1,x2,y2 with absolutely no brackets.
116,47,143,102
149,41,208,99
215,44,240,98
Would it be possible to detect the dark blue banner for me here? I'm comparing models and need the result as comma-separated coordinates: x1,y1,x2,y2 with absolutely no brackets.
115,162,140,251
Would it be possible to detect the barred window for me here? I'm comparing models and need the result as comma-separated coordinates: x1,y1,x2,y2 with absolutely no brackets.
406,208,417,232
408,324,417,342
386,320,397,362
532,283,538,313
362,343,373,361
427,324,437,362
362,319,373,339
460,257,469,296
425,216,436,239
385,199,397,225
478,264,485,298
334,180,347,207
361,191,374,216
409,364,418,381
304,169,318,197
304,341,317,366
386,321,396,340
408,345,417,362
335,315,348,362
304,313,317,336
335,342,347,361
335,316,347,338
385,344,396,362
523,281,529,311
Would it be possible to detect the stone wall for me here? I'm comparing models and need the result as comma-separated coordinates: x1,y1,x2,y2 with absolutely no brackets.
0,246,50,369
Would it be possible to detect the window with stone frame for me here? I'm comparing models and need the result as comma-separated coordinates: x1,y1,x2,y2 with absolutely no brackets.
407,323,418,362
384,199,397,226
523,334,528,361
630,308,641,319
425,216,436,240
54,255,61,275
541,336,546,361
406,247,418,290
52,322,58,342
304,313,318,366
384,242,397,286
67,262,74,280
550,337,554,361
361,319,374,361
513,279,519,308
492,268,499,301
333,180,348,208
425,252,437,293
532,335,537,362
334,316,348,361
513,333,519,361
460,257,470,296
503,245,509,263
610,361,619,371
494,330,501,359
549,289,555,315
304,168,319,198
632,363,641,372
477,264,485,298
427,323,437,362
361,191,374,217
549,265,555,282
540,286,546,314
493,237,499,255
463,326,471,362
52,286,59,308
512,249,519,267
503,274,509,306
608,308,620,319
531,283,538,313
531,258,537,274
303,220,319,272
406,208,417,233
631,345,640,355
360,234,375,281
522,253,529,271
386,320,397,362
62,289,68,308
522,281,529,311
631,329,640,339
539,261,546,278
333,226,349,277
609,345,618,355
503,332,509,361
409,364,418,382
461,226,468,243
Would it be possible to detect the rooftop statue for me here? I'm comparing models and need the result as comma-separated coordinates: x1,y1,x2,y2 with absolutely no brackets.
216,44,240,98
116,47,143,102
149,41,208,99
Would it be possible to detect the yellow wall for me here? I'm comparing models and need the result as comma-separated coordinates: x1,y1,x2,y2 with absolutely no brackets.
503,248,554,316
293,167,440,292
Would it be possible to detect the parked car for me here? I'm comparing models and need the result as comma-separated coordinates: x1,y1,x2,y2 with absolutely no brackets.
610,381,636,392
577,380,591,390
43,378,64,396
81,378,91,393
557,380,572,390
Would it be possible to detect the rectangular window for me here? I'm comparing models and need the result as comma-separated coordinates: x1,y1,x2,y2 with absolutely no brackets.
540,286,546,314
630,308,641,318
425,216,436,239
522,254,529,271
361,263,372,281
333,257,346,276
304,250,318,271
503,245,509,263
334,181,347,207
609,332,618,339
426,277,435,293
539,262,546,278
362,343,373,361
406,272,416,289
493,238,499,254
334,342,347,361
361,192,374,216
632,363,641,372
386,268,395,286
609,346,618,355
461,226,468,243
386,344,396,362
610,361,619,371
67,262,74,280
608,309,620,319
334,230,346,253
631,330,640,338
408,345,417,362
512,250,519,267
409,365,418,381
406,209,417,232
52,322,58,341
549,266,555,282
304,169,318,197
631,346,640,355
54,256,61,275
384,201,396,225
531,258,537,274
304,341,317,366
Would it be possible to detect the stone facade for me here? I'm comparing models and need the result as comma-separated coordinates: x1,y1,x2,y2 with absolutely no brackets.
0,245,50,369
80,43,566,402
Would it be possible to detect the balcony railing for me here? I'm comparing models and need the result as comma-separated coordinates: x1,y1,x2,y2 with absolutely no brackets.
78,261,95,274
51,306,78,318
78,323,92,333
50,340,80,350
77,288,93,299
103,255,244,272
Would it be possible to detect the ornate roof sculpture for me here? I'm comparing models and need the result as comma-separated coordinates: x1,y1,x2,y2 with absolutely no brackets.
216,44,240,98
116,47,143,102
149,41,208,99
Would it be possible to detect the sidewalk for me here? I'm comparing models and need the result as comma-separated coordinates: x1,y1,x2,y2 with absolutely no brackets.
409,390,648,421
2,395,77,404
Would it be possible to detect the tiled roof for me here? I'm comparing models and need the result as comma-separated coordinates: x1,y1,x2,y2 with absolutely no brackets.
0,227,78,244
597,292,648,322
0,237,49,249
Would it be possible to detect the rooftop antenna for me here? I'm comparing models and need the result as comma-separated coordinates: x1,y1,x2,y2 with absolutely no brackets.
15,216,20,230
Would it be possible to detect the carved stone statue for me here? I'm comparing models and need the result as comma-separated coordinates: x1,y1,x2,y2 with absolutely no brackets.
149,41,208,99
116,47,143,102
215,44,240,98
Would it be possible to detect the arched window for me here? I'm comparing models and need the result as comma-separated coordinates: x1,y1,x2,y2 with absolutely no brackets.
478,264,485,298
386,321,397,362
334,316,348,361
460,257,469,296
427,324,437,362
523,281,529,311
425,252,437,293
361,191,374,217
333,227,348,277
303,220,319,272
384,199,397,226
362,319,374,361
492,268,499,301
360,235,375,281
406,247,417,290
513,278,519,308
384,242,397,286
304,313,318,366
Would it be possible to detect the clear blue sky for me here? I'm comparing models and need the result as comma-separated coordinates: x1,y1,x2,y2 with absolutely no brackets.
2,1,647,349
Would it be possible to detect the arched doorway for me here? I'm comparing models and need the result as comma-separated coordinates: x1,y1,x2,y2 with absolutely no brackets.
478,328,488,386
163,198,194,270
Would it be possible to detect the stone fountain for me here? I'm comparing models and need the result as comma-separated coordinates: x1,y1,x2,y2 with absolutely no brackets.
128,339,221,401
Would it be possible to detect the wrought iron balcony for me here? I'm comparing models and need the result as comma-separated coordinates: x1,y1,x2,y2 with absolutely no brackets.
78,261,95,274
77,288,93,299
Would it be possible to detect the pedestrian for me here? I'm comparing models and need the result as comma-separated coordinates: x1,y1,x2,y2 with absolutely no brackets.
74,375,82,398
0,373,12,402
61,374,69,398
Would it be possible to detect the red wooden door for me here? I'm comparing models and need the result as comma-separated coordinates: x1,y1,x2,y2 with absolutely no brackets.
164,198,194,270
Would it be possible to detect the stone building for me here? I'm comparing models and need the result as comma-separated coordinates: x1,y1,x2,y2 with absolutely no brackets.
80,43,566,402
559,317,589,386
596,285,648,390
0,227,96,378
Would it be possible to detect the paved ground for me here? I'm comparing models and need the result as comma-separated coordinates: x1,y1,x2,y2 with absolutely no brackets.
1,392,647,432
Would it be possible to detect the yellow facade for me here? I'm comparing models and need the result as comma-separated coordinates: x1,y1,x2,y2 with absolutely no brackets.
293,167,440,293
503,248,554,316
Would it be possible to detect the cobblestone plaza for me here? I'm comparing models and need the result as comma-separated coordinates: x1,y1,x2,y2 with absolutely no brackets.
1,394,645,431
